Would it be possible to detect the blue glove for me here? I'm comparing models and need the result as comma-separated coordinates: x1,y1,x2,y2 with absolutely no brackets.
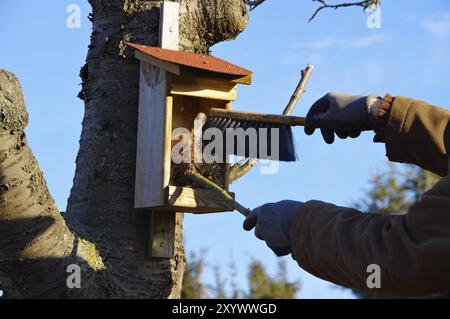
305,92,380,144
243,200,301,256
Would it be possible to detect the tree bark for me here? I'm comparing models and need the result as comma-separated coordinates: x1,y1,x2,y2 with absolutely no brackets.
0,0,248,298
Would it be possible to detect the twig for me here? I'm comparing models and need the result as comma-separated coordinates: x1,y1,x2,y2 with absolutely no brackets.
283,64,315,116
244,0,267,11
245,0,380,19
185,170,252,217
229,158,258,182
229,157,248,175
309,0,377,22
229,64,314,183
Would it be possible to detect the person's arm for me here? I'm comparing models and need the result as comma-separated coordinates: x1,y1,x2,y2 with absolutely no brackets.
290,173,450,296
245,175,450,296
305,93,450,176
375,95,450,177
244,94,450,296
296,97,450,295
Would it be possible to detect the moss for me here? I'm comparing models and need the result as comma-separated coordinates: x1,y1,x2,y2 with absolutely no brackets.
119,33,133,58
77,238,106,271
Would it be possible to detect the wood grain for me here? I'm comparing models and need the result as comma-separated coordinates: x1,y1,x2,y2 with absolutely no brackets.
159,1,180,50
135,50,180,76
209,108,307,126
135,63,169,208
170,74,237,101
146,1,180,258
148,211,176,258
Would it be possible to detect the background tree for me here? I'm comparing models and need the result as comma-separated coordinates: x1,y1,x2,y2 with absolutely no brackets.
182,250,300,299
354,164,438,216
247,259,299,299
181,250,207,299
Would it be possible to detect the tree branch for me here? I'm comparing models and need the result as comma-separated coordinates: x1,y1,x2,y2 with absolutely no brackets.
309,0,380,22
244,0,381,19
282,64,315,116
0,69,105,298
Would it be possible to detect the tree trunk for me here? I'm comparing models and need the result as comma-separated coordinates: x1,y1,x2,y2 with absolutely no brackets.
0,0,248,298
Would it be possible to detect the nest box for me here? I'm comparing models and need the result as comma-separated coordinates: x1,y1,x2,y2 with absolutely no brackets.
128,43,253,214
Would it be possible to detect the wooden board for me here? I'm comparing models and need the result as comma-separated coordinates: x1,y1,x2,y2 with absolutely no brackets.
170,74,237,101
181,67,253,85
159,1,180,50
148,210,176,258
135,51,180,76
135,63,169,208
171,95,230,130
146,1,180,259
165,186,234,213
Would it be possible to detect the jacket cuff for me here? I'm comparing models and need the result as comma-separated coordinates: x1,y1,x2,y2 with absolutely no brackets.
373,94,395,143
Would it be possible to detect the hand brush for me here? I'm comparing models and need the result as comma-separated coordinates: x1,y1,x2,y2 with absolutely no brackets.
203,108,307,162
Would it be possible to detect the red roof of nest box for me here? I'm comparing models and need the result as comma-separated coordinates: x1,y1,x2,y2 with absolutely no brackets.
127,43,252,85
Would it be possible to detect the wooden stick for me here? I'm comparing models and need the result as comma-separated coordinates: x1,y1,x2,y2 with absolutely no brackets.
283,64,314,116
185,170,251,217
209,108,307,126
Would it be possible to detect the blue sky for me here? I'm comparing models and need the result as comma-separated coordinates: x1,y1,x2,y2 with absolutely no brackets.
1,0,450,298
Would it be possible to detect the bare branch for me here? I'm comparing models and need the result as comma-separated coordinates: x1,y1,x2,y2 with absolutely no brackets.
309,0,379,22
283,64,315,116
244,0,380,19
244,0,267,11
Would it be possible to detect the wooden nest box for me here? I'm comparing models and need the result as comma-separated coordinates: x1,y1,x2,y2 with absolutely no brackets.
128,43,253,214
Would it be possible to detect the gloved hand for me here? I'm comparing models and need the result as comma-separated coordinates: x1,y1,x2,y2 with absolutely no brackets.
243,200,301,256
305,92,381,144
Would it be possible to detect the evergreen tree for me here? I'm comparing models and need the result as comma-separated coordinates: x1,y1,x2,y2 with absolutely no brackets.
247,259,299,299
182,252,300,299
181,250,207,299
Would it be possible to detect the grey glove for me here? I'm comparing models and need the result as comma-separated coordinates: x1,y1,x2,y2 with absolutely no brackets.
243,200,301,256
305,92,380,144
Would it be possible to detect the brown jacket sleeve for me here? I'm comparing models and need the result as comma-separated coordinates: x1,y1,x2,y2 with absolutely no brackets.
290,97,450,296
383,96,450,176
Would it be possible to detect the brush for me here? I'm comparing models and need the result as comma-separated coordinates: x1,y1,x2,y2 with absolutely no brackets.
203,108,307,162
186,170,251,216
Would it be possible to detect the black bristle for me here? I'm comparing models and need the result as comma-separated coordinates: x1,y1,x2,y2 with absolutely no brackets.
216,117,226,131
223,118,234,131
203,115,298,162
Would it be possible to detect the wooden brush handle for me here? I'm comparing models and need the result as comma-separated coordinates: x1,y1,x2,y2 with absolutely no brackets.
209,108,306,127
